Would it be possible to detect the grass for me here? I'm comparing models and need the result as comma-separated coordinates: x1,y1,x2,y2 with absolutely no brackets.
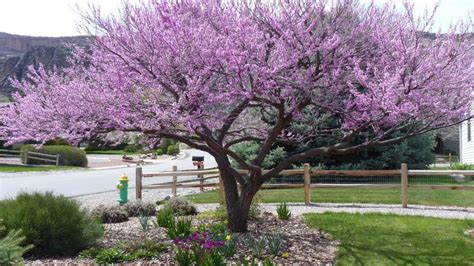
304,212,474,265
0,164,80,172
185,187,474,207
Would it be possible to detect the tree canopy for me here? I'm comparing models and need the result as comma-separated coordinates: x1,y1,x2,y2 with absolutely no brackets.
2,0,473,231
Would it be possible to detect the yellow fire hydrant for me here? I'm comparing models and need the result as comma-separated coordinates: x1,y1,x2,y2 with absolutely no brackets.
116,173,129,205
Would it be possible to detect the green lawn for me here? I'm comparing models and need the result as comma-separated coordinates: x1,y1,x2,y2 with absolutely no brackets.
185,187,474,207
304,212,474,265
0,164,81,172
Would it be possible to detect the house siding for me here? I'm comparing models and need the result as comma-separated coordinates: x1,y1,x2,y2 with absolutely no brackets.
460,121,474,163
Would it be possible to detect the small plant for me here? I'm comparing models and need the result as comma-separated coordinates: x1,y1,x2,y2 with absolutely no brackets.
124,200,156,217
80,241,168,263
156,207,175,229
176,249,194,266
138,213,150,232
94,248,133,264
174,231,225,265
245,234,267,258
0,220,33,265
91,204,129,223
265,232,283,256
276,202,291,220
208,221,228,241
198,206,227,221
218,235,237,258
119,239,168,254
165,198,197,216
249,197,262,220
167,218,192,240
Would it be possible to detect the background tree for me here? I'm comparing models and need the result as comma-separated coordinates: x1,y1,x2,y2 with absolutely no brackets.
2,0,473,232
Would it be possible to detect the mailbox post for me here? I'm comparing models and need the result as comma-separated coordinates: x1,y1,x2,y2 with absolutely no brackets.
192,156,205,192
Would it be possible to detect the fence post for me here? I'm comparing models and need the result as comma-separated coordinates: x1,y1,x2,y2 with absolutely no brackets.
304,163,311,205
218,171,225,204
135,167,142,199
449,153,452,169
198,165,204,192
25,151,28,165
172,165,178,197
401,163,408,208
55,154,60,166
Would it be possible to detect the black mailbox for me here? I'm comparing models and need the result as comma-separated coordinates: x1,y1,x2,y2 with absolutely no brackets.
192,156,204,162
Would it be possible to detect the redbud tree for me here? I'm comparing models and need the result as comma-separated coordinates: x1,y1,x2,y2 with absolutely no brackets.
3,0,474,231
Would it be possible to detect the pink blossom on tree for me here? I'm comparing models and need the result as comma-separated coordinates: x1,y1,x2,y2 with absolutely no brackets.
2,0,474,231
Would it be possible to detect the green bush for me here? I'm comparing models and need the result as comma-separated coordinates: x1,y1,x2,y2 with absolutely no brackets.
0,220,33,265
0,192,103,256
155,148,164,156
44,138,70,146
21,144,88,167
90,205,129,224
124,144,143,153
166,144,180,156
160,138,177,151
452,163,474,170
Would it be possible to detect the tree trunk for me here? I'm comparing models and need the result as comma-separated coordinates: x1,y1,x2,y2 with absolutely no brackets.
218,165,259,233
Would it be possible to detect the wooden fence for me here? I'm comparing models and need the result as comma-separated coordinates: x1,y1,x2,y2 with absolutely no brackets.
0,149,60,166
135,163,474,207
25,151,60,166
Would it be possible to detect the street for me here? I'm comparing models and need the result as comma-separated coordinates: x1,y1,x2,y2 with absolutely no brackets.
0,149,216,200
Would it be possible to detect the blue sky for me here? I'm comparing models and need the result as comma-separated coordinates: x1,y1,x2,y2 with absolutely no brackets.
0,0,472,37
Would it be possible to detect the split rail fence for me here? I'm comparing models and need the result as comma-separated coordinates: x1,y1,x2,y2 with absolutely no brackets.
0,149,60,166
135,163,474,207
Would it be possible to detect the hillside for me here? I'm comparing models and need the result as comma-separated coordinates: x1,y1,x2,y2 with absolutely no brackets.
0,32,89,101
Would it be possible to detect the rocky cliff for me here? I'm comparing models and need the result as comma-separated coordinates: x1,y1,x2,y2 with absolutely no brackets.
0,32,89,101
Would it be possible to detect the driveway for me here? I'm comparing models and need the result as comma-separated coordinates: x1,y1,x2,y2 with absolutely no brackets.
0,149,216,200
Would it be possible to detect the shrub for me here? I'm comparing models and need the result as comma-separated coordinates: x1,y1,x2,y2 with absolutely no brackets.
160,138,177,151
21,144,88,167
452,163,474,170
0,220,33,265
91,205,129,223
165,198,197,216
0,192,103,256
166,144,180,156
44,138,70,146
155,148,164,155
124,144,143,153
123,200,156,217
276,202,291,220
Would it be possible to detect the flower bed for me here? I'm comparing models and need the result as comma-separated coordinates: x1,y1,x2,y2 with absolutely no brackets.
26,207,337,265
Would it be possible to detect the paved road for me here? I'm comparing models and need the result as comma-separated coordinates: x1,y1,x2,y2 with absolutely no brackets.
0,149,216,200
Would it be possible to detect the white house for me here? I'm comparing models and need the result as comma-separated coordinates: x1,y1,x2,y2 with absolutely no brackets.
460,120,474,163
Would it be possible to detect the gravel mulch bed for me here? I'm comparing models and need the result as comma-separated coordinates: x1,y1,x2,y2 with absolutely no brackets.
26,213,337,265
